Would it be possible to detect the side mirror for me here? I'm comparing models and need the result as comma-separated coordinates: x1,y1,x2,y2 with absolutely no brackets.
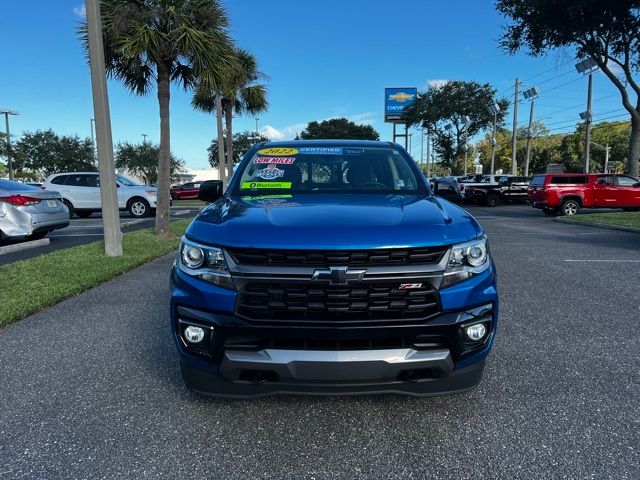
198,180,223,203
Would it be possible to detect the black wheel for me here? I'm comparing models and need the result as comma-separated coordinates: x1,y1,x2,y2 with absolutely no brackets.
62,199,75,218
543,207,557,216
560,199,580,216
29,231,49,240
76,211,93,218
128,197,150,218
486,194,500,207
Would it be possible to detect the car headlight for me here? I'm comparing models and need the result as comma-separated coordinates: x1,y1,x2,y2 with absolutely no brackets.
178,237,234,289
442,236,490,287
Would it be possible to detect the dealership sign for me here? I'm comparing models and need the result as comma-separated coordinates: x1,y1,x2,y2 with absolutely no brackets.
384,87,417,123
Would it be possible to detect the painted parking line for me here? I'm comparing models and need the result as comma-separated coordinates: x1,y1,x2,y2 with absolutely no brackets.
564,259,640,263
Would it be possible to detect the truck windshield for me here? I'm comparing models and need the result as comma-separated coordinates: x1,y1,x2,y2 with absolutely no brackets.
235,146,423,195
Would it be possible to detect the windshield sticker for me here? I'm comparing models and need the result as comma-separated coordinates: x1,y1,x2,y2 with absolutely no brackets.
255,164,285,180
257,147,298,156
254,156,296,165
241,194,293,201
241,181,292,190
344,148,364,155
298,147,343,155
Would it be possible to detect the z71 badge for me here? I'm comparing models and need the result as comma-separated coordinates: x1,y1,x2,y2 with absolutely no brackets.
256,164,285,180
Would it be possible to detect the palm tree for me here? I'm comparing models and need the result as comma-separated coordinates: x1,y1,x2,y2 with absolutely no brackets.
81,0,237,235
193,48,268,184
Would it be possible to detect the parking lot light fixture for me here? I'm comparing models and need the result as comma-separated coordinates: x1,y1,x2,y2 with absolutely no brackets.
0,109,19,181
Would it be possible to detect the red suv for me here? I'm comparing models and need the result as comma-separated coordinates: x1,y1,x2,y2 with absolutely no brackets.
170,182,202,200
528,173,640,216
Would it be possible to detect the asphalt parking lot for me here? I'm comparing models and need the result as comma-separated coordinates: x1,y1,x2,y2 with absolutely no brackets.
0,206,202,265
1,204,639,479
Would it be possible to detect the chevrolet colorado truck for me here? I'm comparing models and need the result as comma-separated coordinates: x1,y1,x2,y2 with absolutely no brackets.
170,140,498,398
528,173,640,215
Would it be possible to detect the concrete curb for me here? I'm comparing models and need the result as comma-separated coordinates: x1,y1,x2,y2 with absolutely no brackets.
554,217,640,234
0,238,50,255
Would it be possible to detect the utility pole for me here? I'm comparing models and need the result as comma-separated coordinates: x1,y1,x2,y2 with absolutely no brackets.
462,116,470,176
584,72,593,173
425,130,431,177
90,118,95,145
420,127,424,166
141,133,148,144
522,86,539,177
86,0,122,256
575,58,599,173
1,109,18,180
488,102,500,175
511,78,519,175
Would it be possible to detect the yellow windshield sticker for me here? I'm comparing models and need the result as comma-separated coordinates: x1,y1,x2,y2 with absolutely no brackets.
241,181,292,189
257,147,298,156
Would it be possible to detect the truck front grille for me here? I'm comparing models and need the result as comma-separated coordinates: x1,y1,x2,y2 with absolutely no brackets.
228,247,447,266
236,282,441,327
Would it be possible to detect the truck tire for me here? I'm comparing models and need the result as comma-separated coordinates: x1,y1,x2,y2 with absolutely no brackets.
486,194,500,207
560,199,580,216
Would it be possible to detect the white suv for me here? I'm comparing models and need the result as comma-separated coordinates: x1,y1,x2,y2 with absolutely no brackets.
43,172,159,218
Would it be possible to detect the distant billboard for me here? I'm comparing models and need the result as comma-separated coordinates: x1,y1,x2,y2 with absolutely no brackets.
384,87,418,123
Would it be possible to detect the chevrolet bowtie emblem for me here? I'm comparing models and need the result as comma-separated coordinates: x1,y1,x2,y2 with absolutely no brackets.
312,266,366,285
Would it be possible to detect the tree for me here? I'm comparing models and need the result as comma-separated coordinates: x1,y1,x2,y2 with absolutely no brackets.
115,141,184,185
208,130,268,168
497,0,640,176
299,118,379,140
12,129,96,177
193,48,268,184
84,0,238,236
405,80,509,174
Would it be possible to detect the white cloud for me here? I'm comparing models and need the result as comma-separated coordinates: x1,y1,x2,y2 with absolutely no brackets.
427,79,449,89
73,5,86,17
260,112,377,141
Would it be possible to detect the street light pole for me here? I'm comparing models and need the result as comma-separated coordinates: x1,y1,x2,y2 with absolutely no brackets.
426,130,431,177
511,78,520,175
521,86,539,177
584,72,593,173
255,118,259,138
86,0,122,256
1,109,18,181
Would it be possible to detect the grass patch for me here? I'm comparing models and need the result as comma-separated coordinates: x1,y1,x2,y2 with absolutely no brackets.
0,218,192,328
565,211,640,229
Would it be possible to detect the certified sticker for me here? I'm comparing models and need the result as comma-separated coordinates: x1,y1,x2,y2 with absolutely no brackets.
241,181,292,189
256,164,285,180
298,147,343,155
257,147,298,156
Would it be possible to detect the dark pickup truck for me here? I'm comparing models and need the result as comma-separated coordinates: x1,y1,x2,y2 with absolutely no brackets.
469,176,531,207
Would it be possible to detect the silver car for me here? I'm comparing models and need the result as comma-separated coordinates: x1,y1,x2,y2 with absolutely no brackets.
0,179,70,241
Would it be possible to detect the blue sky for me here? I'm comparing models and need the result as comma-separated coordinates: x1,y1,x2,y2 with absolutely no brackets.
0,0,627,168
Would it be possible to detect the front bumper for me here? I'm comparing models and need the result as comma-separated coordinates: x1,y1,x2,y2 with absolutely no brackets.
170,262,498,398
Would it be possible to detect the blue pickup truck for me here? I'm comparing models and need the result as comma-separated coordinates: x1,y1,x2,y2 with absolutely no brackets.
170,140,498,398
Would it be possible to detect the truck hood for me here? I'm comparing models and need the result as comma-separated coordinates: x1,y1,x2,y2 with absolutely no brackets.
185,194,483,250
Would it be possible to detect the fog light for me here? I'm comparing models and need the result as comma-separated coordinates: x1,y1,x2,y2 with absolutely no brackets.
184,325,205,344
465,323,487,341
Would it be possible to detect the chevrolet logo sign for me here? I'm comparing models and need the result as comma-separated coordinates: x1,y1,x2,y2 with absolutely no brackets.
389,92,415,103
312,266,366,285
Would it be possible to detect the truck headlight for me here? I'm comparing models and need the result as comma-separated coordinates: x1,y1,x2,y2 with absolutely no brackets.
442,236,490,287
178,237,234,289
